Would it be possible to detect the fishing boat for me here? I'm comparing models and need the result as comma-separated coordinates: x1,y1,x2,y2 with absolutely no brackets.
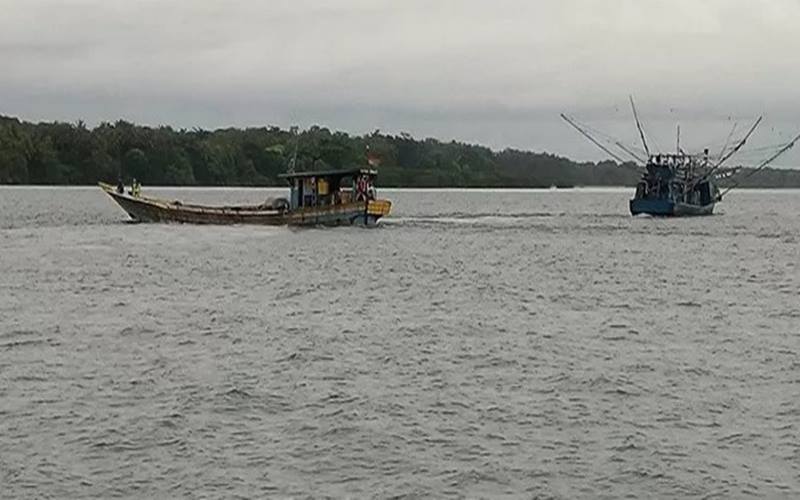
562,97,800,217
630,152,719,216
99,168,392,227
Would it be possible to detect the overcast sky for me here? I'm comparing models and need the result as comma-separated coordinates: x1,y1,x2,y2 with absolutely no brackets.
2,0,799,165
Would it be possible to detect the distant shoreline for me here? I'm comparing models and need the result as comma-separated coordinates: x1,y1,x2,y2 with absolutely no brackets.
3,114,800,189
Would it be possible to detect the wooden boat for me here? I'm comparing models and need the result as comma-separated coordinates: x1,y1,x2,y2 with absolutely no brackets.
99,168,392,227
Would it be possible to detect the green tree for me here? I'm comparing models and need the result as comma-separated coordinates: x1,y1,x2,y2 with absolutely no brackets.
3,112,798,188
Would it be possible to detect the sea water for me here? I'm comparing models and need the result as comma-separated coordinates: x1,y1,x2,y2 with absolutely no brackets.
1,186,798,497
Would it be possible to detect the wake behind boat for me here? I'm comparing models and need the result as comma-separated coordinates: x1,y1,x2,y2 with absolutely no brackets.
100,168,391,227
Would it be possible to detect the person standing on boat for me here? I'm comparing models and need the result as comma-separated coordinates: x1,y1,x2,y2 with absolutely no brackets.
356,175,367,201
116,176,125,194
131,178,141,197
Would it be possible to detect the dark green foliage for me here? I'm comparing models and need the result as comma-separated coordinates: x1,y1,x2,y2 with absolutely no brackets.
0,114,797,187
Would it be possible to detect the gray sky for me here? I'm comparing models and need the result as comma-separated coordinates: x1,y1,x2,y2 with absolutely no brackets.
2,0,799,165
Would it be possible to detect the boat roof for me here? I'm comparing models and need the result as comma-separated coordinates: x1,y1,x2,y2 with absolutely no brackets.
278,168,377,180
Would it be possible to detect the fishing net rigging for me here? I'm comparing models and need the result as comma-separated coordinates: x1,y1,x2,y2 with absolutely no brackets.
563,98,798,186
560,114,647,165
562,99,800,215
718,132,800,197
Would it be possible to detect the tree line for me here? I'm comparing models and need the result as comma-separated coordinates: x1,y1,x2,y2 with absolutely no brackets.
1,114,797,188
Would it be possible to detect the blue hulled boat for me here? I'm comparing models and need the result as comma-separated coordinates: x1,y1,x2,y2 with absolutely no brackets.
629,153,719,217
562,97,800,217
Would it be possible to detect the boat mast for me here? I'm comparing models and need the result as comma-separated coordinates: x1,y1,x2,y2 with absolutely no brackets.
676,124,680,153
629,95,651,158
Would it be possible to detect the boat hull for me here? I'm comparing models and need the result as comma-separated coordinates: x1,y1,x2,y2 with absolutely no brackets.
629,198,714,217
100,184,391,227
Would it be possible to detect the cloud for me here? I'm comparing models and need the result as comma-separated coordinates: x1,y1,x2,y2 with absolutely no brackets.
1,0,799,164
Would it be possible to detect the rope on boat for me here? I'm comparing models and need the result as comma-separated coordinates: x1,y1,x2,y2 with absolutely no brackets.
712,116,762,170
560,114,628,164
560,114,647,166
699,116,763,184
718,121,738,160
578,121,647,161
718,132,800,199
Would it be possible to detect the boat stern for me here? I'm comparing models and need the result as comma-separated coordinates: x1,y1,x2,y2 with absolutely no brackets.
367,199,392,217
354,199,392,227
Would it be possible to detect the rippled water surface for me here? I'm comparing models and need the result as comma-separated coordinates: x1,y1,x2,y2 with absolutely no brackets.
1,186,799,498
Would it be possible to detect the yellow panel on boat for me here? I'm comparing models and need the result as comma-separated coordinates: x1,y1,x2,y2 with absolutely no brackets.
367,199,392,216
318,178,329,195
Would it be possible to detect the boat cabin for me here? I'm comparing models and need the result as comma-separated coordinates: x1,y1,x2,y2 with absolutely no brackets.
279,168,379,210
634,152,717,206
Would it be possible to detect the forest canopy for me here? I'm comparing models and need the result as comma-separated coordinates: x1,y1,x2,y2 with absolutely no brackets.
1,114,798,188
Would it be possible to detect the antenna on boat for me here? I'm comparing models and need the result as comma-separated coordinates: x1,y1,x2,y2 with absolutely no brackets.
288,126,299,173
629,95,651,158
717,131,800,199
560,113,627,163
676,124,680,153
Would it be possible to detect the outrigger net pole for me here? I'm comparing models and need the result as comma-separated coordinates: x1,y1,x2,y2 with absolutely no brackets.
613,140,646,164
714,116,762,169
702,116,763,182
718,121,738,161
629,95,651,158
718,132,800,199
560,113,628,164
